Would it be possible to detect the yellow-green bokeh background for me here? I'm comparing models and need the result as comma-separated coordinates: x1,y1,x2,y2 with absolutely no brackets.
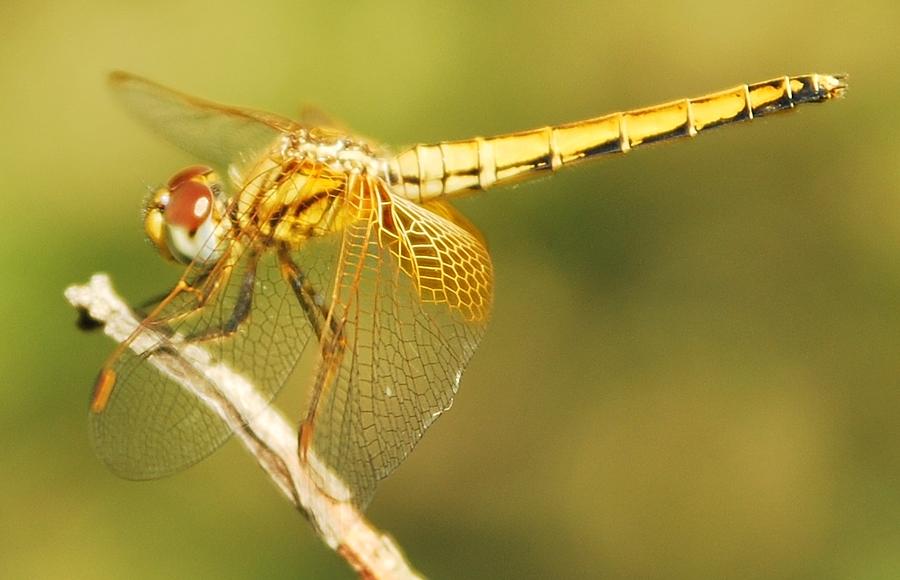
2,1,898,578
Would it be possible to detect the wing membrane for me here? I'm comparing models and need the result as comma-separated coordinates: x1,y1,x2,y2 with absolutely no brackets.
109,71,300,170
302,177,494,507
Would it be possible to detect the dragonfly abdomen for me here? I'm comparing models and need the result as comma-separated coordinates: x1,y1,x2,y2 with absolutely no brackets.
389,73,847,202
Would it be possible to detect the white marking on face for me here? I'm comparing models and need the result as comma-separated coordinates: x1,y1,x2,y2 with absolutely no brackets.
167,214,227,265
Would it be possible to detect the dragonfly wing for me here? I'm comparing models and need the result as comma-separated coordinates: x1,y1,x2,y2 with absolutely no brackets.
302,178,494,507
109,71,301,171
298,105,347,132
89,309,233,479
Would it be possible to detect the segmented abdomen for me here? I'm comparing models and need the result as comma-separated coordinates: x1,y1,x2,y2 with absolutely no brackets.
388,73,847,201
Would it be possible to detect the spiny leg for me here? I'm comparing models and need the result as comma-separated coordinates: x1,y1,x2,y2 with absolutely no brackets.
183,248,260,343
76,270,215,334
276,244,334,341
276,244,349,467
133,269,214,320
297,316,348,471
122,250,258,372
148,249,246,329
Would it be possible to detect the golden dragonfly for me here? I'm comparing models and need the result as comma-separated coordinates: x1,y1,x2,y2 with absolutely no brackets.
91,71,846,508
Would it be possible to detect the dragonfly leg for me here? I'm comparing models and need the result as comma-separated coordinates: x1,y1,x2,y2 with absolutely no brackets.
297,314,348,475
276,245,348,466
182,250,260,343
134,269,214,319
276,244,334,340
77,270,215,334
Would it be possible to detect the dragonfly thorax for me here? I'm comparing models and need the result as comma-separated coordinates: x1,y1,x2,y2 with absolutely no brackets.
279,129,387,178
220,131,390,248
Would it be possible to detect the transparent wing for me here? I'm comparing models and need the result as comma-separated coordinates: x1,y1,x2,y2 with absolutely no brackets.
109,71,301,170
301,177,494,507
90,164,341,479
298,105,346,132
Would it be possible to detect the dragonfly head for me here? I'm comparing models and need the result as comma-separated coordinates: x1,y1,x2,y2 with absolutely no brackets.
144,165,229,266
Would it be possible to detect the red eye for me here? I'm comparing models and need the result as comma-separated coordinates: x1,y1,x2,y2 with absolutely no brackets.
165,180,212,231
167,165,213,189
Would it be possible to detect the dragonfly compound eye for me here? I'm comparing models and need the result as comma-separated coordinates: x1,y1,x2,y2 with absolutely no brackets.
167,164,214,189
165,179,213,232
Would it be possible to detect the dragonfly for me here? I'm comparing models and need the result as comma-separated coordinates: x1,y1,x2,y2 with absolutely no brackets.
91,71,846,508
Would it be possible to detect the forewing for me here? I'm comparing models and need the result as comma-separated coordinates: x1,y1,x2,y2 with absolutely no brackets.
298,105,346,132
109,71,300,170
302,178,493,507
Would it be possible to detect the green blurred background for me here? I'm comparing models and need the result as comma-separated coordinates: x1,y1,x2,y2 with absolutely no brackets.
1,1,898,578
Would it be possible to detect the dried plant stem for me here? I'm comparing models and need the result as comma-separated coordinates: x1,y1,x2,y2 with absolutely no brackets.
65,274,423,580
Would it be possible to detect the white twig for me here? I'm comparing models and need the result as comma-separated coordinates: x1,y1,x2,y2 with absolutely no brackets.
65,273,423,580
